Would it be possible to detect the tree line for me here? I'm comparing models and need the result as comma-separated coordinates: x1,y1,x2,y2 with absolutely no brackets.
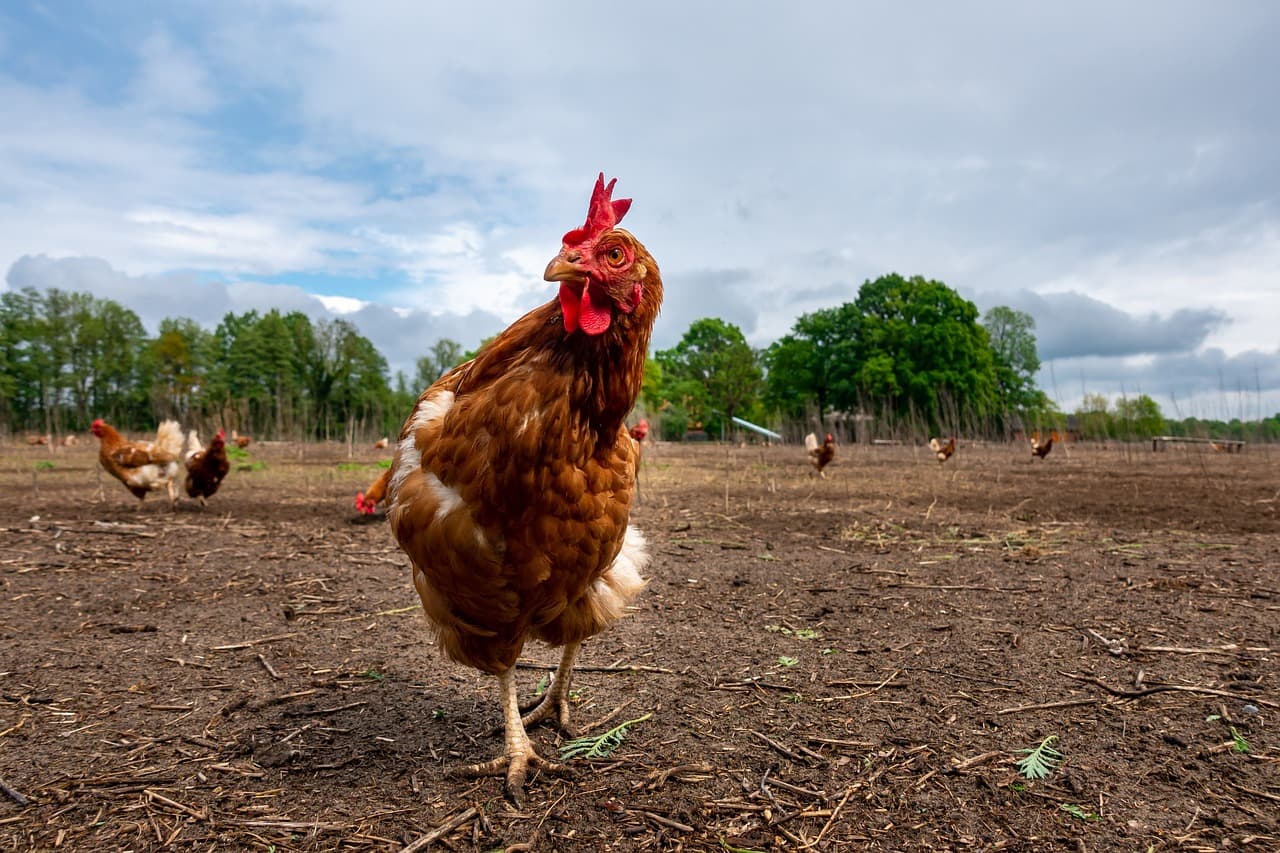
649,273,1051,441
4,275,1274,444
0,287,409,440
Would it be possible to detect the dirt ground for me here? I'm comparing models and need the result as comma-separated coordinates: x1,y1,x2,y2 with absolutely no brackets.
1,437,1277,852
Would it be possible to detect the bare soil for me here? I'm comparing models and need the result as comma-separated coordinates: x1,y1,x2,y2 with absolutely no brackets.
1,439,1277,851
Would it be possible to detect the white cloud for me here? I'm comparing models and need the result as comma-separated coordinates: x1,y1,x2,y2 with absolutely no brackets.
0,2,1277,408
313,294,369,315
130,29,219,114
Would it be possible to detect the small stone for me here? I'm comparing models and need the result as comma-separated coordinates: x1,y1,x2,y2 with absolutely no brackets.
1241,704,1259,716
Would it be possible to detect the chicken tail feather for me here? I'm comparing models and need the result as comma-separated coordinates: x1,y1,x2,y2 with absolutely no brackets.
154,420,184,462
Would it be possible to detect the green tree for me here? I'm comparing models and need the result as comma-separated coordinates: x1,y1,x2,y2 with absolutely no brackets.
149,318,211,422
763,304,861,421
656,318,762,437
415,338,466,388
1074,393,1111,440
1114,394,1165,438
982,306,1042,413
852,274,998,430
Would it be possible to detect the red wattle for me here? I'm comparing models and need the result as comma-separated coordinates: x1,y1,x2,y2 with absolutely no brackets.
579,286,612,335
558,281,612,335
558,282,581,332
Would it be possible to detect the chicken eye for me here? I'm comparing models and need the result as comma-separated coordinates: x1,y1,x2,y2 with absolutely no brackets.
605,246,626,266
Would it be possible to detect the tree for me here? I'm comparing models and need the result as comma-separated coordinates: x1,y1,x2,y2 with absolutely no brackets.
148,318,210,422
763,304,861,422
982,306,1042,415
656,318,762,437
415,338,465,388
1114,394,1165,438
852,274,998,430
1074,393,1111,440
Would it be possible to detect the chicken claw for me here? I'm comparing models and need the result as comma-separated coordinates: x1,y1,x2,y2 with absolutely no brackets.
453,745,565,808
456,668,566,806
518,642,579,734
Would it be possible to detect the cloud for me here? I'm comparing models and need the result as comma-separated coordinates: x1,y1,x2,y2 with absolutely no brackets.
2,2,1279,409
1040,347,1280,419
3,255,507,378
130,29,219,114
981,290,1230,361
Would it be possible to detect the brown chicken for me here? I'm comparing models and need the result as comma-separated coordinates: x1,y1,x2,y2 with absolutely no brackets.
1030,432,1054,460
25,433,51,446
805,432,836,477
91,419,183,507
184,429,230,506
628,419,649,444
383,174,661,804
354,467,391,516
929,435,956,463
373,437,390,450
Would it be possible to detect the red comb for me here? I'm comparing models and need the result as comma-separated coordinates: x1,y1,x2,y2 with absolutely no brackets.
562,172,631,246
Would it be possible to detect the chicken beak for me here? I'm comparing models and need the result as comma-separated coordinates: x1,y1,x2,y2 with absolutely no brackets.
544,252,586,283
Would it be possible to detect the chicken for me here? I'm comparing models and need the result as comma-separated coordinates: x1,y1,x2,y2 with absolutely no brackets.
804,432,836,478
91,419,183,508
355,467,391,516
373,437,390,450
25,434,51,446
628,419,649,444
1030,432,1054,460
184,429,230,506
60,434,79,447
929,435,956,463
383,173,660,804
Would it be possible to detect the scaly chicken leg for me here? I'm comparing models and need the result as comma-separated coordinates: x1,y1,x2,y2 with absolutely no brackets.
458,668,563,806
519,641,580,732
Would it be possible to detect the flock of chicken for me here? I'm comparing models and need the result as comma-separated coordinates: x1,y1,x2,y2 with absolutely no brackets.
42,175,1066,807
800,430,1054,477
87,418,231,509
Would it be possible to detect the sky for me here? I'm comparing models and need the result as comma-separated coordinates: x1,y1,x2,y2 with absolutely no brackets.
2,1,1278,420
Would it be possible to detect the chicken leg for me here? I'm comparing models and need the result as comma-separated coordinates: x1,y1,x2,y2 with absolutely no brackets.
456,667,564,807
520,641,579,733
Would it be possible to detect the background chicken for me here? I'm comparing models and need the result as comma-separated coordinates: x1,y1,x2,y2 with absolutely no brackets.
372,437,390,449
804,432,836,477
184,429,230,506
354,467,391,516
91,418,183,507
1030,431,1054,460
384,174,661,804
628,418,649,445
929,435,956,463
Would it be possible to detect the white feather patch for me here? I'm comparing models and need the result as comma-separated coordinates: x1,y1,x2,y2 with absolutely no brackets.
424,472,463,517
587,525,649,626
390,391,455,496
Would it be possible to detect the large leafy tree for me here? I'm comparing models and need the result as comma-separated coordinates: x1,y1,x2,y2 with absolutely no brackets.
656,318,762,437
982,306,1042,414
763,303,861,422
852,274,998,428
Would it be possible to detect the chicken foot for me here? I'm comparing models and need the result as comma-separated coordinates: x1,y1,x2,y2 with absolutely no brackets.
455,667,564,807
519,641,579,734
